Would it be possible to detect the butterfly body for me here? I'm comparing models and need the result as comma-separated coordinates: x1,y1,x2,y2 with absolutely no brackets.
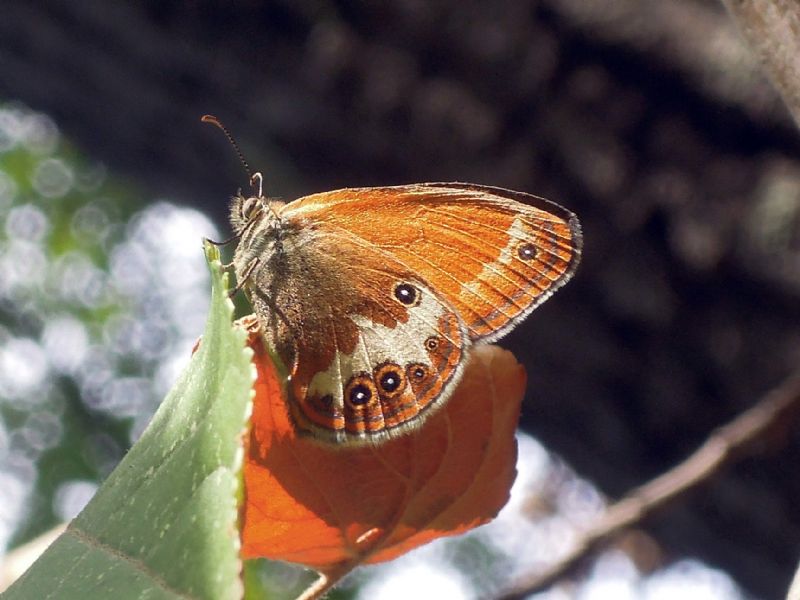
231,183,581,445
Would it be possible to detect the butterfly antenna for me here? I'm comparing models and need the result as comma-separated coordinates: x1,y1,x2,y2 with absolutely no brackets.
201,114,258,249
201,114,261,188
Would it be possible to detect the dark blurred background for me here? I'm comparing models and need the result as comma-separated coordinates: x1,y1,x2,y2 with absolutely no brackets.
2,1,800,598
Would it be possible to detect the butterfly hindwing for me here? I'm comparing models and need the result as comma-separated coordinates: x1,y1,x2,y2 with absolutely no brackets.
242,225,470,443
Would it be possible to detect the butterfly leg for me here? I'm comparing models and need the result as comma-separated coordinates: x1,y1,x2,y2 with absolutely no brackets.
228,256,260,299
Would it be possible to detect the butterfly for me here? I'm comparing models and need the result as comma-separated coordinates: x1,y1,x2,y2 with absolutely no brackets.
229,179,582,445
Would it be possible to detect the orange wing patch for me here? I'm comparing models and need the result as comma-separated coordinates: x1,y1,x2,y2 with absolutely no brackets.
290,183,581,344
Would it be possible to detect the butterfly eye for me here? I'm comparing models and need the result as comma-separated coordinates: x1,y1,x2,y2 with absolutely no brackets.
241,196,260,221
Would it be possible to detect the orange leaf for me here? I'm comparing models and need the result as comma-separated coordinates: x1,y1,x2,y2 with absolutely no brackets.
240,320,525,574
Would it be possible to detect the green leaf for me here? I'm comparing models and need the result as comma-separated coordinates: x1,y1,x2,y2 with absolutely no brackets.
3,243,254,600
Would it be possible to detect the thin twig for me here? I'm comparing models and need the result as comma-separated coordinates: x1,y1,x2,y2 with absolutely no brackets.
296,573,330,600
295,561,357,600
498,372,800,599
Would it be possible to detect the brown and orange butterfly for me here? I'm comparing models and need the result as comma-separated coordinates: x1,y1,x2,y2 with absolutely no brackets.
228,178,581,445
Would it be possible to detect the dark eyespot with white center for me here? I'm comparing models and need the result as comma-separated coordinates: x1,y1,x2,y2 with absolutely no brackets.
348,383,372,405
410,365,427,379
374,363,406,398
380,371,400,392
394,283,419,306
517,242,538,261
425,337,439,351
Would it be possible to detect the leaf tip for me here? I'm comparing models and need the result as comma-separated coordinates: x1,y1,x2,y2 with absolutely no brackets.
203,238,222,264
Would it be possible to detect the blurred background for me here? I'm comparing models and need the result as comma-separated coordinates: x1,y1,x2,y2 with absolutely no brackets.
1,1,800,598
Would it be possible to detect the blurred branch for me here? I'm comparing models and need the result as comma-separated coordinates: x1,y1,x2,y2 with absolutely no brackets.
498,371,800,599
722,0,800,127
297,573,331,600
544,0,785,124
296,562,354,600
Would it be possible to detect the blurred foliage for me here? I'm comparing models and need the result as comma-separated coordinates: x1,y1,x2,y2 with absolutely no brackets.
1,103,140,548
5,245,252,600
0,102,216,551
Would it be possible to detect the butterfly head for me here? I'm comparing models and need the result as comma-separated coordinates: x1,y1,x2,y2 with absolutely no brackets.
229,192,286,234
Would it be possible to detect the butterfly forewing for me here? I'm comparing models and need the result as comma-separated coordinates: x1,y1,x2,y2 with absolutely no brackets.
287,183,582,343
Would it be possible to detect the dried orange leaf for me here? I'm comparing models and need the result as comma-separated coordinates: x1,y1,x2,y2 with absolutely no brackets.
241,322,525,573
